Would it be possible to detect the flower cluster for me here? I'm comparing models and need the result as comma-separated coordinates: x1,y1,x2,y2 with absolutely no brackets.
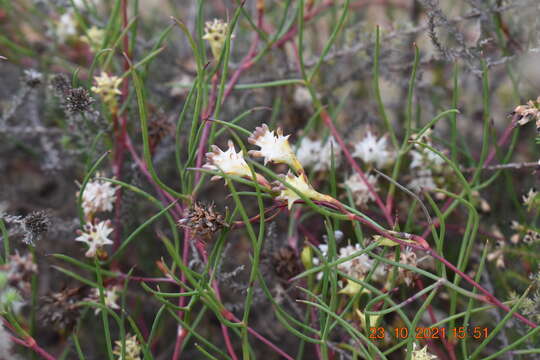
204,124,336,209
75,220,114,258
113,334,142,360
81,26,105,53
91,72,122,112
79,175,119,219
352,131,394,169
202,19,232,60
295,137,341,172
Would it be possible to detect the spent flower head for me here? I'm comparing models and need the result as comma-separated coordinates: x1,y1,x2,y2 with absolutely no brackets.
248,124,303,172
75,220,114,258
513,96,540,129
87,286,121,315
202,19,231,60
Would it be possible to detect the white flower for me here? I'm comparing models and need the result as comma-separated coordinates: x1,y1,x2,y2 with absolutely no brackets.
55,12,78,42
113,334,142,360
79,177,118,217
343,173,378,206
81,26,105,52
337,244,373,279
295,138,321,169
523,188,539,211
273,171,335,210
75,220,114,258
410,148,444,169
295,137,340,172
293,87,312,107
204,140,252,181
407,169,437,193
88,286,120,315
352,131,394,168
202,19,231,60
248,124,303,172
409,343,438,360
91,72,122,106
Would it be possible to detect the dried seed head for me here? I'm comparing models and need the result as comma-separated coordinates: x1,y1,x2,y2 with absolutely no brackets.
271,246,301,281
65,87,94,114
22,210,50,245
39,286,90,331
178,202,227,239
51,73,72,96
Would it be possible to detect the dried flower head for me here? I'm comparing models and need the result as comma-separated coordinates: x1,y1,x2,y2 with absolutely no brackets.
113,334,142,360
81,26,105,52
352,131,394,168
39,286,89,331
396,248,417,286
337,243,384,295
65,87,94,114
272,246,301,281
409,343,437,360
75,219,114,258
273,171,335,210
202,19,231,60
51,73,71,96
178,202,227,239
204,140,253,180
510,221,540,244
1,252,37,297
248,124,303,172
22,210,50,245
78,176,118,218
91,72,122,109
343,173,378,206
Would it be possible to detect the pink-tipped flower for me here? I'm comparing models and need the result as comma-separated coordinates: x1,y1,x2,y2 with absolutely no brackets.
75,220,113,258
248,124,303,172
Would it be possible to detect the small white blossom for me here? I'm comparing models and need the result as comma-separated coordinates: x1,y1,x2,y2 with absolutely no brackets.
75,220,114,258
79,176,118,218
407,169,437,193
248,124,302,172
88,286,120,315
410,148,444,169
337,244,373,280
409,343,438,360
202,19,232,60
295,137,340,172
204,140,252,181
91,72,122,107
55,12,78,42
523,188,539,211
293,87,313,107
81,26,105,52
113,333,141,360
352,131,394,168
343,173,378,206
295,138,321,169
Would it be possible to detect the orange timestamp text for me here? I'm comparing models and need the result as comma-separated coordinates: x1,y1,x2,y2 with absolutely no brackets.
368,326,489,340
